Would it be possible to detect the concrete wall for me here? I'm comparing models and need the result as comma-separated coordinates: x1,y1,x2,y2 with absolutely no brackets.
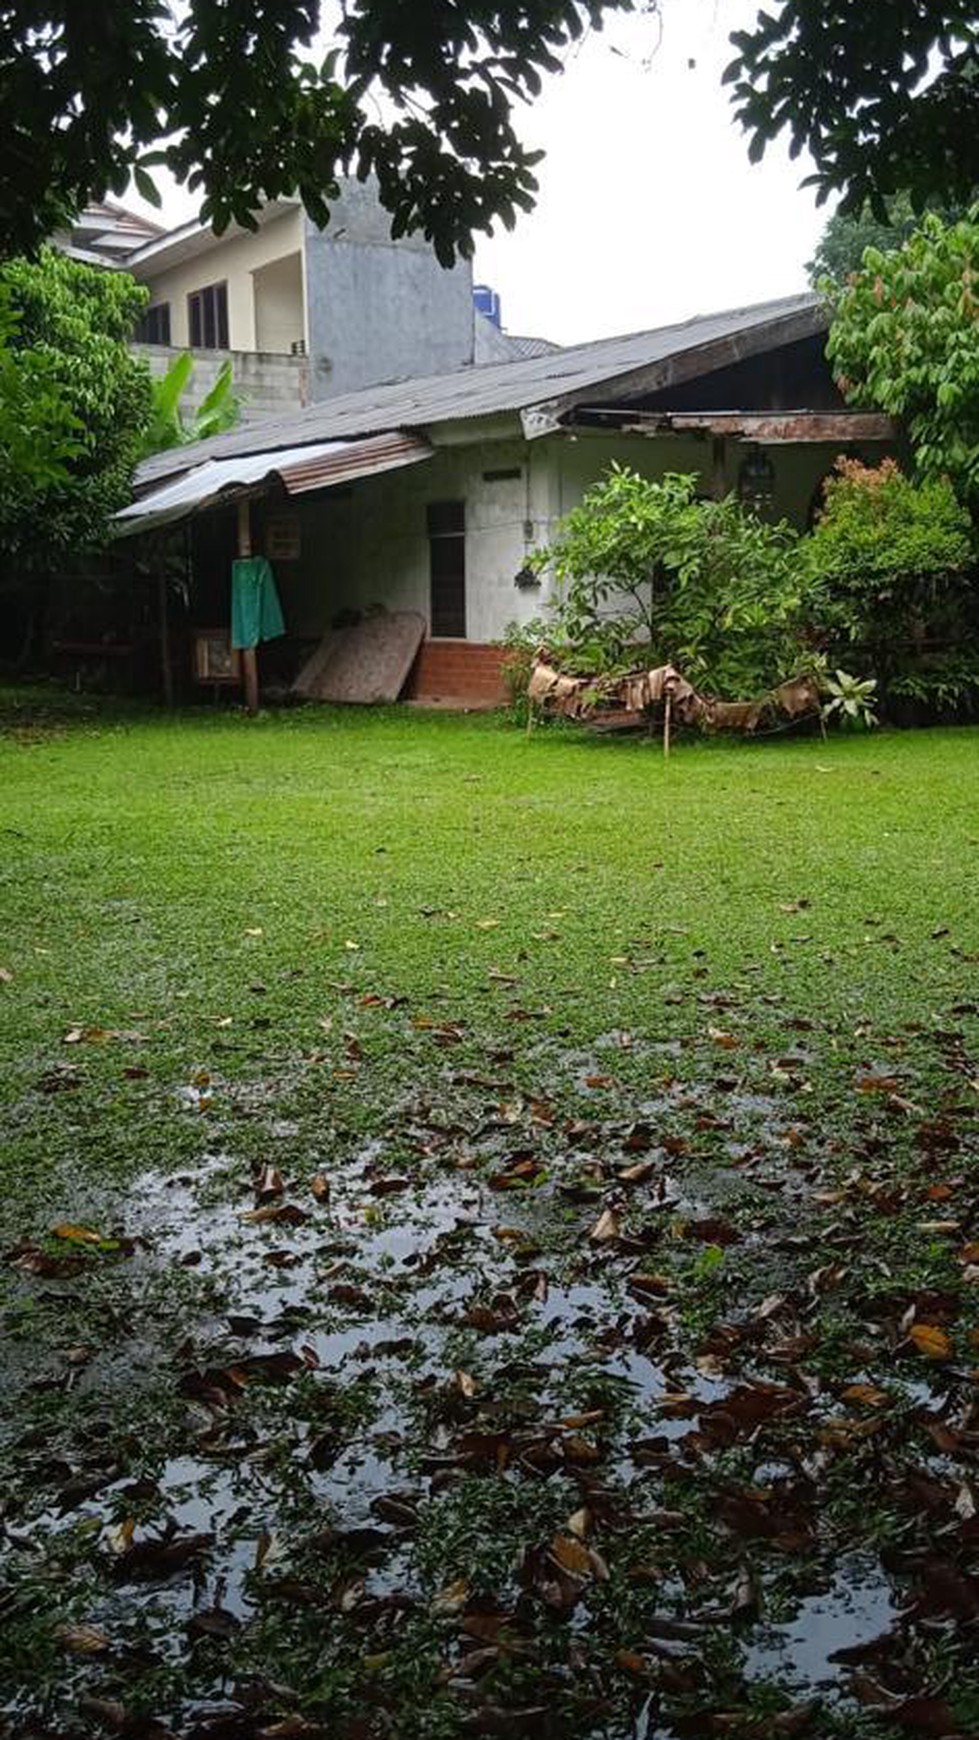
303,180,475,400
136,208,306,351
268,427,874,652
133,344,308,420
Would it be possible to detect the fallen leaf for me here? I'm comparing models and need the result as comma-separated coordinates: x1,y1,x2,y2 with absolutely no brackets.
54,1623,110,1655
589,1207,621,1244
909,1324,953,1360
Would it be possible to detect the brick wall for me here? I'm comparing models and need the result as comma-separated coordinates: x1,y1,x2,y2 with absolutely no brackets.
132,344,308,420
405,639,508,707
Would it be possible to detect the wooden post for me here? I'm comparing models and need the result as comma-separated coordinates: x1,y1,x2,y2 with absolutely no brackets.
663,685,673,760
236,498,259,715
711,435,727,502
158,567,174,708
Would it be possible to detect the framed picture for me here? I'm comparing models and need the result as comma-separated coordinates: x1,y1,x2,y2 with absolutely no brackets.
193,628,241,684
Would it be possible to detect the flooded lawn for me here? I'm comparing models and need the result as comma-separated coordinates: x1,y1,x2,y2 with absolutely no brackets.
3,1026,979,1740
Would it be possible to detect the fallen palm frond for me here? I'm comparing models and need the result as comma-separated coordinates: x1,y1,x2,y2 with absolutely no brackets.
527,655,822,737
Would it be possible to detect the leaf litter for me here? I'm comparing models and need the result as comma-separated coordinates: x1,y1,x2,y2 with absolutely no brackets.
1,1002,978,1739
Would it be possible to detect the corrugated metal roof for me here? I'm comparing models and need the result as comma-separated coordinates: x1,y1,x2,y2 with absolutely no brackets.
136,293,826,488
115,433,432,537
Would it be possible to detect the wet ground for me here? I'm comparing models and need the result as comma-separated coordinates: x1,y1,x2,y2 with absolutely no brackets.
2,1020,979,1740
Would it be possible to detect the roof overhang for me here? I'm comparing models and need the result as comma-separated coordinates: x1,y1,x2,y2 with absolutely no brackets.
114,431,432,539
125,199,300,278
569,409,900,444
519,302,830,439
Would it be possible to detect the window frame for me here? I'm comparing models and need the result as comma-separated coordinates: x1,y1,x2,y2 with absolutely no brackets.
188,281,229,350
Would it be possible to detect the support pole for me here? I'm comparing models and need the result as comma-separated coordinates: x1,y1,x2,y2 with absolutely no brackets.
711,435,727,502
236,498,259,715
158,567,174,708
663,686,673,760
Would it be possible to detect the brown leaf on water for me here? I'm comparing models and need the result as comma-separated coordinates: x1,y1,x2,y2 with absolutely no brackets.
240,1202,310,1227
254,1164,285,1200
909,1323,953,1360
618,1159,656,1184
840,1383,891,1408
589,1207,621,1244
54,1622,110,1655
111,1530,214,1582
550,1534,592,1576
310,1173,330,1201
51,1222,105,1244
454,1369,479,1400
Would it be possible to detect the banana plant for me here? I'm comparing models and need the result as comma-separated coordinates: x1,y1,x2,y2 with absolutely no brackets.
138,353,241,457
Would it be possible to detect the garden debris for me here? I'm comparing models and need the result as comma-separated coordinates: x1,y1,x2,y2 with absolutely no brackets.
527,655,821,734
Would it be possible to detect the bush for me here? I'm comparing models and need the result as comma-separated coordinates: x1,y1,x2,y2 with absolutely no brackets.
532,466,811,698
804,460,977,707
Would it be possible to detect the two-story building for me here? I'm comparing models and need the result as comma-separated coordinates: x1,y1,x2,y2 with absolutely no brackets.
64,184,555,421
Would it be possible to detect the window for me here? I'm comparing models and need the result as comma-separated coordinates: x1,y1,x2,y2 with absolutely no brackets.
188,282,229,350
134,303,171,345
427,501,466,639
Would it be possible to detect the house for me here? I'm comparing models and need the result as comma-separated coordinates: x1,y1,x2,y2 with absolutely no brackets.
115,291,899,707
63,187,556,422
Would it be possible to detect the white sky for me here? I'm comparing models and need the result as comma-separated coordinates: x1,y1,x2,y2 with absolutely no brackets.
139,0,830,348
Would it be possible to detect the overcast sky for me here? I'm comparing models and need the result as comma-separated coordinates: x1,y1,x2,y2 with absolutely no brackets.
144,0,830,349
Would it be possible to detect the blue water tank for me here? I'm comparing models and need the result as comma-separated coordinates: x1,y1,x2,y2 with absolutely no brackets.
473,284,502,329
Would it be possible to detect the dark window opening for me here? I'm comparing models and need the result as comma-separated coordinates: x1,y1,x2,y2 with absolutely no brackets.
482,466,522,482
188,282,229,350
135,303,171,345
427,501,466,639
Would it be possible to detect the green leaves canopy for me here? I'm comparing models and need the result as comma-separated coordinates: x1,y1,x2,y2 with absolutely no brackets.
726,2,979,217
0,248,152,573
826,210,979,501
0,1,641,266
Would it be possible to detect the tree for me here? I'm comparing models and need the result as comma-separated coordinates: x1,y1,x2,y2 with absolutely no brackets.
727,3,979,217
807,193,969,287
0,248,152,642
0,1,643,267
826,211,979,503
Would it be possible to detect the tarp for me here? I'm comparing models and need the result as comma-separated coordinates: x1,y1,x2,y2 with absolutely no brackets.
113,432,432,538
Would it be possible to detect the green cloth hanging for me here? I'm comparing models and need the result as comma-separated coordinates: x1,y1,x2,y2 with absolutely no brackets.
231,557,285,650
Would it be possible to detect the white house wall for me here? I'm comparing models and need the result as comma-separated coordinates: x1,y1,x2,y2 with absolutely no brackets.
137,209,307,351
270,429,865,646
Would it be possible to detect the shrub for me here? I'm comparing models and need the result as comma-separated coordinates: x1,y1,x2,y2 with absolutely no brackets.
532,466,811,698
804,460,976,698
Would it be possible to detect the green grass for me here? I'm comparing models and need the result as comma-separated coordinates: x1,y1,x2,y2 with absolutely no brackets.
1,691,978,1740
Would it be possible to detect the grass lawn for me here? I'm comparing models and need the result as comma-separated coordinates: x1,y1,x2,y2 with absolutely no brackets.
1,690,978,1740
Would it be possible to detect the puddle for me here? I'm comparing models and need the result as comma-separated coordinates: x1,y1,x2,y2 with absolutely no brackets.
745,1554,900,1693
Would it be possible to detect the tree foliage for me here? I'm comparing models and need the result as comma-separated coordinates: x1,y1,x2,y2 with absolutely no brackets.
0,1,645,266
534,466,807,697
826,210,979,501
807,193,970,287
0,248,152,575
726,2,979,217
